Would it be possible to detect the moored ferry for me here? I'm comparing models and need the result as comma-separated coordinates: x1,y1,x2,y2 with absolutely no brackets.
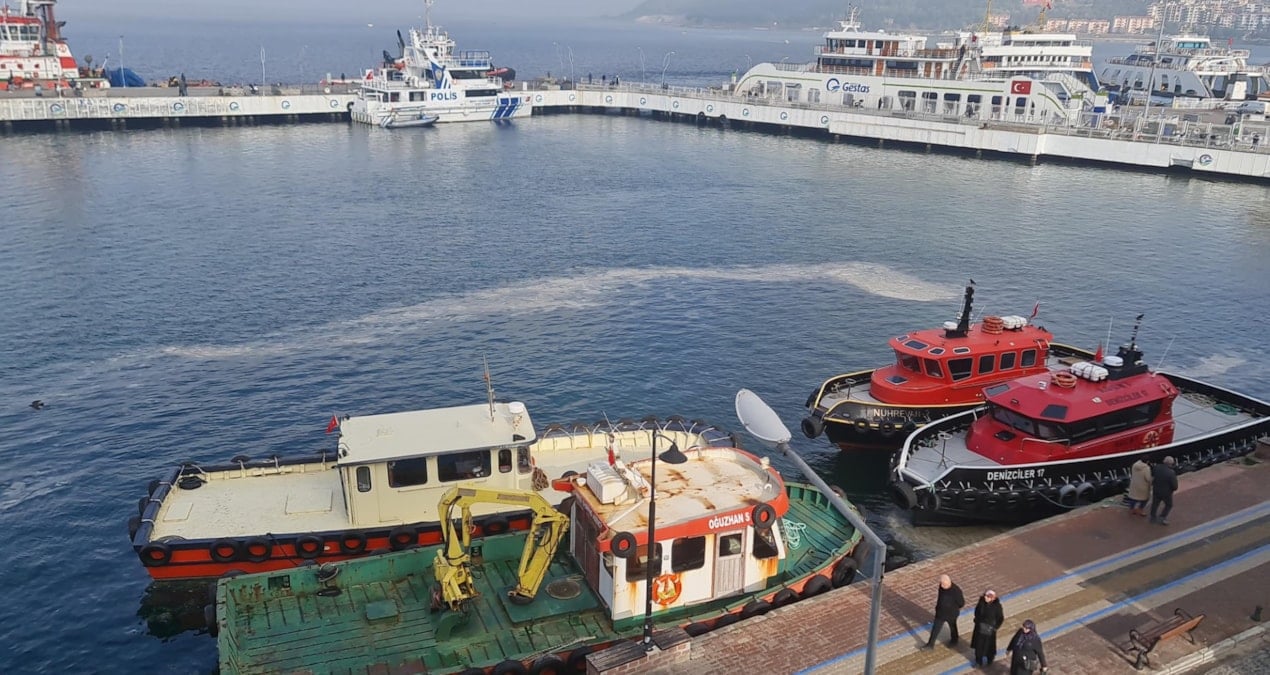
130,396,737,581
349,0,531,127
213,444,864,674
803,284,1091,450
889,317,1270,524
1099,34,1270,103
733,9,1106,126
0,0,106,91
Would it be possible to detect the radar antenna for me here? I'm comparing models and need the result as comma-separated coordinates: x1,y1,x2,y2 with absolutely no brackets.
483,356,496,421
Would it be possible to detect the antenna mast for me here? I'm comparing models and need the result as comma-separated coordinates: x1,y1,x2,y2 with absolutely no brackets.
483,356,496,421
424,0,434,29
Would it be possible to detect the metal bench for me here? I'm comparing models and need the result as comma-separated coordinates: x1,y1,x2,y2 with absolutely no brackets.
1123,607,1206,670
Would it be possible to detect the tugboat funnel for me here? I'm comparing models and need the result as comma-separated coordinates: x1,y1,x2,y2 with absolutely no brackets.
735,389,792,448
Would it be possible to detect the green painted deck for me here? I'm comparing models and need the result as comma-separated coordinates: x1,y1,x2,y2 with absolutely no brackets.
217,483,861,674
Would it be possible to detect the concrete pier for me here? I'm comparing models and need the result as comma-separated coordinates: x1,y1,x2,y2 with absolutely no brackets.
0,86,356,132
590,457,1270,674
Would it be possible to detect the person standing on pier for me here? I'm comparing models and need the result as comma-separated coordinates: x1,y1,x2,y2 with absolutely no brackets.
1150,456,1179,525
1127,457,1152,516
921,574,965,649
1006,619,1048,674
971,589,1005,667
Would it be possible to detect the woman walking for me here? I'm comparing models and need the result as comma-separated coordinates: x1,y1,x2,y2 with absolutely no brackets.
1127,457,1151,516
971,589,1005,667
1006,619,1048,674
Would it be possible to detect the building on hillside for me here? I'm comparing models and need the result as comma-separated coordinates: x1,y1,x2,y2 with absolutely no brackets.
1112,15,1157,34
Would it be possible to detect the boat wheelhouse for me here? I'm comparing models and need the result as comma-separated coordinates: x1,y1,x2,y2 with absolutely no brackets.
349,0,531,127
1099,34,1270,102
130,398,737,581
735,9,1104,126
803,284,1089,450
890,323,1270,524
213,446,864,674
0,0,103,91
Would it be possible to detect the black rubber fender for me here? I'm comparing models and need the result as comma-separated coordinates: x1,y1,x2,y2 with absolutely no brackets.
203,604,219,637
890,481,918,510
339,531,367,555
140,541,172,567
483,515,510,535
801,416,824,439
492,659,528,675
610,531,637,558
714,613,739,628
801,574,832,599
565,645,594,673
740,599,772,619
771,588,799,608
243,537,272,563
684,622,712,637
831,556,858,588
209,538,242,564
388,526,417,551
294,535,323,559
752,503,777,530
529,654,566,675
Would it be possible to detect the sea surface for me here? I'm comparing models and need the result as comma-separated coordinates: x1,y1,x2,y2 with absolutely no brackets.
3,14,1270,675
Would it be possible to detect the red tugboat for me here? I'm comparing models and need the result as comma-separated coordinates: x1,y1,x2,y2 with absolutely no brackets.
890,316,1270,524
803,284,1090,450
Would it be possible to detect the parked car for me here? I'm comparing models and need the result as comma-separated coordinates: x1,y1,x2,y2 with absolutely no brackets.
1235,101,1267,116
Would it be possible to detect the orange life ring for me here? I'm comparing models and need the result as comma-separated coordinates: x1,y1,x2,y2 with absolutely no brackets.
652,574,682,606
1052,371,1077,388
1142,430,1161,448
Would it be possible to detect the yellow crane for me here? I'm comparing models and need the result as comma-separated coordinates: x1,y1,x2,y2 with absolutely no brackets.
432,486,570,612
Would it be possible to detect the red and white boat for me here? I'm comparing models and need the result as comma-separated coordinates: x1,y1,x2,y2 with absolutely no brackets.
130,397,738,581
890,317,1270,524
803,284,1090,450
0,1,104,91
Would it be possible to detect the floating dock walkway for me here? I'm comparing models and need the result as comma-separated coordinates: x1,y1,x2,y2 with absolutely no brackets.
597,448,1270,674
4,82,1268,182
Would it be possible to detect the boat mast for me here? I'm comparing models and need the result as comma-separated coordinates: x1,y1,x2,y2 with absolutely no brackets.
946,282,975,338
424,0,434,31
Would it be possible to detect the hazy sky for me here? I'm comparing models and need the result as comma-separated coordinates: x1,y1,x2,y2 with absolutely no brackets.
68,0,647,22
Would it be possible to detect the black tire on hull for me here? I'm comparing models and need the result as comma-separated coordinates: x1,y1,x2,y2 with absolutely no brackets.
832,556,858,588
801,416,824,439
891,481,918,510
801,574,832,599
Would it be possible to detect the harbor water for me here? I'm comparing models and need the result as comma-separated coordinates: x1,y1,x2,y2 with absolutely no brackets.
3,17,1270,674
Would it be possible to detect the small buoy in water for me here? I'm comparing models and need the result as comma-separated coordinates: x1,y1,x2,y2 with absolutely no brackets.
30,400,44,410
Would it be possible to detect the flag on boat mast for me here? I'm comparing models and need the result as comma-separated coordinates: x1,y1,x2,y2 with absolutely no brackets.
1094,343,1104,363
1030,301,1040,319
325,414,339,434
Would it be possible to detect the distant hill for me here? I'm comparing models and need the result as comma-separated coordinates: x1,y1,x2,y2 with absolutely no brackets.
622,0,1152,30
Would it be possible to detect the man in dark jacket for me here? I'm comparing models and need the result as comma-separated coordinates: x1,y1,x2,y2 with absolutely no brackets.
972,589,1005,666
922,574,965,648
1150,456,1179,525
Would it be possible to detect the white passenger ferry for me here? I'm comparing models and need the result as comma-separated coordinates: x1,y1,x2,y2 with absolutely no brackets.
349,0,531,127
1099,34,1270,102
734,9,1105,125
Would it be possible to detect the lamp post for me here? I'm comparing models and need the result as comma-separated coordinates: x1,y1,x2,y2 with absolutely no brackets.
1140,3,1168,135
637,46,646,82
744,54,752,72
660,50,675,88
118,35,125,88
642,432,687,652
567,45,575,87
552,42,564,79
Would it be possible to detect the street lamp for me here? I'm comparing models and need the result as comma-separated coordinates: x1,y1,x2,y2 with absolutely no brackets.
660,50,675,88
118,35,125,88
552,42,564,79
744,54,752,72
637,46,646,82
567,45,575,87
642,432,687,652
1140,3,1169,137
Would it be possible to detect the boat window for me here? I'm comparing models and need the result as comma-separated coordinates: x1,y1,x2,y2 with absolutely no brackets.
1098,410,1134,434
719,533,743,557
1127,402,1161,426
752,527,780,560
1020,349,1038,367
924,359,943,378
1036,422,1065,440
903,339,928,350
985,383,1011,397
1000,352,1017,370
517,447,532,474
929,348,945,356
991,406,1037,436
626,543,663,583
388,457,429,487
1067,418,1100,444
356,466,372,493
948,358,973,381
952,347,971,355
671,537,707,573
896,350,921,373
978,354,996,375
1040,404,1069,420
498,448,512,473
898,90,916,111
437,450,491,482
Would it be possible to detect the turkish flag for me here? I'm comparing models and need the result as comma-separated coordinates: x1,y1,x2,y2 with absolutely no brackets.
325,414,339,434
1011,80,1032,95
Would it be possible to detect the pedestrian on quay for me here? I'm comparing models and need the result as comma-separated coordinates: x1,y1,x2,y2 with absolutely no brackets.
1006,619,1048,674
1150,455,1178,525
971,589,1005,667
1127,456,1152,516
921,574,965,649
